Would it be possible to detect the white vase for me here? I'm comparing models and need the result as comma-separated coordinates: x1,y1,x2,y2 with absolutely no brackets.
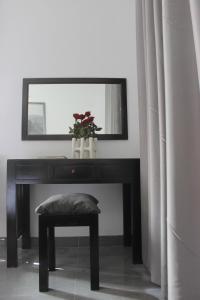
72,137,97,159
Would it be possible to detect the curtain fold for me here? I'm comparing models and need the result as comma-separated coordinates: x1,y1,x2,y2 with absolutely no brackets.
163,1,200,299
153,1,167,298
136,0,163,287
136,0,200,299
105,84,121,134
190,0,200,85
144,0,161,285
136,0,149,269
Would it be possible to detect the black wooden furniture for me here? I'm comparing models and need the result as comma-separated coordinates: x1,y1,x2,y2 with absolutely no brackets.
38,214,99,292
6,158,142,267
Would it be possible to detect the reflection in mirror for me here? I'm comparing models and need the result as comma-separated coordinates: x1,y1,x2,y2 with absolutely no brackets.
28,102,46,134
28,84,121,135
22,78,127,140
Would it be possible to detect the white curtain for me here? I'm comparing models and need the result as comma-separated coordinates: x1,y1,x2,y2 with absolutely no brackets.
136,1,200,299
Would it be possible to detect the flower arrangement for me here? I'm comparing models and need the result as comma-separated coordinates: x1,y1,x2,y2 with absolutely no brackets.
69,111,102,139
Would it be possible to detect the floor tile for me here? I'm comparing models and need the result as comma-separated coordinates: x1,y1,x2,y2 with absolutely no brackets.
0,245,161,300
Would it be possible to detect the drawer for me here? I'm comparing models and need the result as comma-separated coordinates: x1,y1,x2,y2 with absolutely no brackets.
99,164,134,179
53,165,95,179
15,163,47,180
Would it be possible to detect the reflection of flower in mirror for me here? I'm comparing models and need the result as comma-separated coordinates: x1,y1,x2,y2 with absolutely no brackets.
69,111,102,139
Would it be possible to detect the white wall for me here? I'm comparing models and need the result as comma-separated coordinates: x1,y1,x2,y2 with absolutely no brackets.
0,0,139,237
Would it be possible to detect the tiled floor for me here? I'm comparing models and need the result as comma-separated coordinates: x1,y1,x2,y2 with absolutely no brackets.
0,244,160,300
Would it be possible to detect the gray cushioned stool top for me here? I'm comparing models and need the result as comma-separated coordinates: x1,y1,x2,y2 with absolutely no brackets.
35,193,101,215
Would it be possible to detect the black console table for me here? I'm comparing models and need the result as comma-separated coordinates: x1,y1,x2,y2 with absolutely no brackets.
7,158,142,267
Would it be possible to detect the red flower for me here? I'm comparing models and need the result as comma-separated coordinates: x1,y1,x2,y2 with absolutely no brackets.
82,117,94,125
82,118,90,125
69,111,102,138
87,116,94,123
85,111,91,117
79,114,85,120
73,113,85,120
73,113,80,120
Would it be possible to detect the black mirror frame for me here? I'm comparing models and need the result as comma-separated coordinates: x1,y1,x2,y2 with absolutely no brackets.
22,78,128,141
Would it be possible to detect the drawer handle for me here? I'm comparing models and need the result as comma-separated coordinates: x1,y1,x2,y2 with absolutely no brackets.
71,168,76,174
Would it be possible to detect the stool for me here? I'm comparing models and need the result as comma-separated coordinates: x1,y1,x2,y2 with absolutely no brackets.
35,193,100,292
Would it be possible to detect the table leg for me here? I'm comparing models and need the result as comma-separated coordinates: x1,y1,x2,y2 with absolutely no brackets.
7,164,18,267
21,185,31,249
131,176,142,264
123,184,131,246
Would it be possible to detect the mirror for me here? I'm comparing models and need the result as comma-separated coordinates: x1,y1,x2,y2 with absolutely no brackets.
22,78,128,140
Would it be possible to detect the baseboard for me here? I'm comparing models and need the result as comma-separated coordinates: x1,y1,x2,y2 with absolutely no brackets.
0,235,123,248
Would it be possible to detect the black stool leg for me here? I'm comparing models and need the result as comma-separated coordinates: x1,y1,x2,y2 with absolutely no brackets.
39,216,49,292
48,226,56,271
89,215,99,290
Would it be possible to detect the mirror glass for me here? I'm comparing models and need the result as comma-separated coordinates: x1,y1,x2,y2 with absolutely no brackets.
22,78,128,140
